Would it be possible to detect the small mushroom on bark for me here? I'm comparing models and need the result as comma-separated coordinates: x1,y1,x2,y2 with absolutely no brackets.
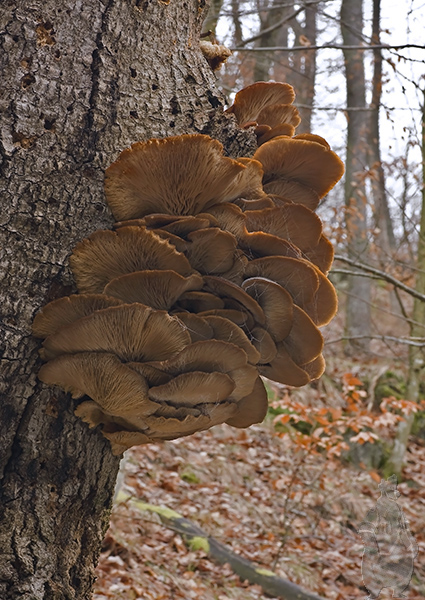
226,82,295,126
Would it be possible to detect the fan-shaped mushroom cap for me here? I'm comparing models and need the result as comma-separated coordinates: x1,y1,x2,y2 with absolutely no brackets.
146,214,212,237
150,229,188,253
203,315,260,364
293,133,330,149
240,231,302,261
127,362,173,386
303,354,326,380
70,227,192,294
155,339,249,375
263,180,320,211
257,104,301,129
185,228,238,274
142,401,236,439
104,134,246,220
39,352,160,416
303,234,334,274
172,312,214,342
244,256,319,308
177,291,225,313
32,294,124,339
226,82,295,126
250,326,277,364
148,371,235,407
257,124,295,146
219,157,266,201
259,345,310,387
41,303,191,362
225,376,268,428
101,430,153,455
282,306,323,366
303,267,338,326
244,205,322,252
203,275,266,326
234,197,275,211
242,277,294,342
254,137,345,199
197,308,249,326
205,203,247,238
103,270,203,310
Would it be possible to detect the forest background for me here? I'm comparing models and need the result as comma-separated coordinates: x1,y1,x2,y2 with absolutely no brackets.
94,1,425,599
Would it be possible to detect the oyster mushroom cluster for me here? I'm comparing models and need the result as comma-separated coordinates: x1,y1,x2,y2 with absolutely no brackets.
33,82,344,455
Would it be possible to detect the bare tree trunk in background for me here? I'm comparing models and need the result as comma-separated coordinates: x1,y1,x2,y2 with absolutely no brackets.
0,1,254,598
340,0,371,355
388,92,425,476
203,0,224,36
253,0,291,82
282,3,317,133
370,0,395,257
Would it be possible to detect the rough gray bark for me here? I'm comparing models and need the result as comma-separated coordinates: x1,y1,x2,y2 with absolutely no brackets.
0,1,255,598
340,0,371,355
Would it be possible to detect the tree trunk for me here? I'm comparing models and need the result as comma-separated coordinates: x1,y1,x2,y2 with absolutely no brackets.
369,0,395,256
387,91,425,476
340,0,371,355
0,1,253,598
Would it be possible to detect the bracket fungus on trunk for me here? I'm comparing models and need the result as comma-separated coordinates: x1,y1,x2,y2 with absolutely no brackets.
33,82,344,454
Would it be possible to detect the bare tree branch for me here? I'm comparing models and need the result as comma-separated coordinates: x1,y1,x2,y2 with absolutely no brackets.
325,335,425,347
333,254,425,302
233,43,425,52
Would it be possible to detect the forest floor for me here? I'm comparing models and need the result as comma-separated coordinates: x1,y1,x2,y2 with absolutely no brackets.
92,383,425,600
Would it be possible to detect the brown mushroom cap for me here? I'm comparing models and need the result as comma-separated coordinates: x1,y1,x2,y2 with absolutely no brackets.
103,270,203,310
282,306,323,366
153,339,249,375
185,228,238,274
146,214,212,236
127,362,173,386
257,124,295,146
176,291,225,313
242,277,294,342
41,303,191,362
244,256,319,308
104,134,246,220
250,326,277,364
240,231,302,261
234,197,275,211
225,376,268,428
197,308,249,326
205,203,247,238
203,315,261,364
263,180,321,211
303,354,326,380
303,234,334,274
39,352,160,417
259,344,310,387
148,371,235,407
254,136,345,199
293,133,330,149
244,205,322,252
101,429,153,455
203,275,266,326
257,104,301,129
303,267,338,326
142,401,236,439
172,312,214,342
32,294,124,338
226,82,295,126
70,227,193,294
219,157,266,201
